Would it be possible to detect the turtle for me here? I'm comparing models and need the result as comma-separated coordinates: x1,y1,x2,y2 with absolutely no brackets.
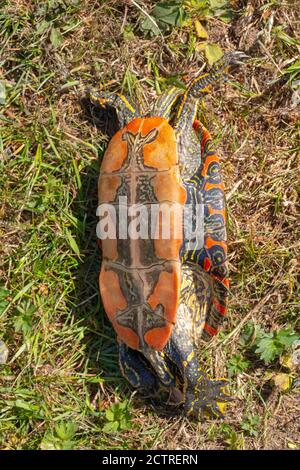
90,52,247,418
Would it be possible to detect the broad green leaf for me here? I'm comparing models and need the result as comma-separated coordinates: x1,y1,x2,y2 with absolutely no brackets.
227,354,250,377
36,20,50,35
276,328,299,347
209,0,233,23
195,20,208,39
217,13,232,24
140,1,187,37
103,421,119,433
15,399,36,411
254,327,300,364
14,315,32,334
40,429,76,450
273,373,292,392
209,0,228,8
241,415,260,437
140,16,160,36
0,288,10,300
13,303,37,335
55,422,77,441
50,27,63,48
120,417,132,430
105,408,115,422
205,43,223,65
123,25,135,41
280,353,294,370
153,2,186,26
118,400,128,410
255,336,278,363
103,401,132,432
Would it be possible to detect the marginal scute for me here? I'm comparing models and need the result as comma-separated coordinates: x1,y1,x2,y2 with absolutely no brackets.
98,174,122,203
144,325,173,350
101,239,118,261
115,324,140,350
100,129,127,173
100,268,127,318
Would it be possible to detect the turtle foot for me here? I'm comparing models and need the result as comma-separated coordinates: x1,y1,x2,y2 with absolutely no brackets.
223,51,250,66
185,378,231,419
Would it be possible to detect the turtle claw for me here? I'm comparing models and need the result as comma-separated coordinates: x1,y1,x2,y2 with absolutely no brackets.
85,87,94,101
86,88,107,108
223,51,250,66
185,378,231,420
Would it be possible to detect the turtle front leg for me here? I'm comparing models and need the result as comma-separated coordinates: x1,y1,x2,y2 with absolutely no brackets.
151,86,182,121
173,52,248,178
178,51,248,105
174,52,248,132
87,90,140,128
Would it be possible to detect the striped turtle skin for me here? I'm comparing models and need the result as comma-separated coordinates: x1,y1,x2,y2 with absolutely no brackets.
90,52,247,419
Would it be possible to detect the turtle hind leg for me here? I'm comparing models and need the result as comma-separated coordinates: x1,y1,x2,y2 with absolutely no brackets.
141,348,184,409
178,346,231,419
87,90,140,128
165,320,231,419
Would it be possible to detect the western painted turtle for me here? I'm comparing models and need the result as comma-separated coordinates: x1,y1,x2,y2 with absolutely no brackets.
90,52,246,418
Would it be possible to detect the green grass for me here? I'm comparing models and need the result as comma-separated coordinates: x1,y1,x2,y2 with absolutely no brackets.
0,0,299,450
